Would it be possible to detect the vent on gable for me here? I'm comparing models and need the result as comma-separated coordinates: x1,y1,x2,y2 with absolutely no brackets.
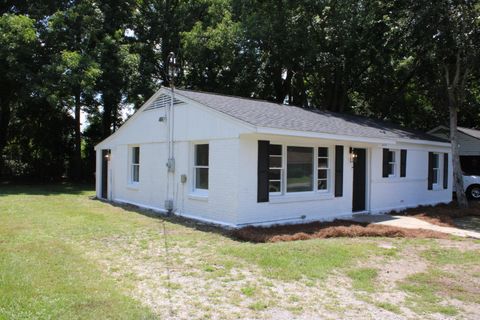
144,93,185,111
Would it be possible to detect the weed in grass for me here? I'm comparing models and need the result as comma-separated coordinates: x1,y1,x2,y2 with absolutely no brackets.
347,268,378,292
139,239,149,250
248,301,268,311
203,265,215,272
287,305,304,314
375,301,402,314
240,286,256,297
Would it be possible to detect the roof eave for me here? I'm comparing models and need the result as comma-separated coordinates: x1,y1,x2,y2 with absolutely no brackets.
255,127,451,147
255,127,393,144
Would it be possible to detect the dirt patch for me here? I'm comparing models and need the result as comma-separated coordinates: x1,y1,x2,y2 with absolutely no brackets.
399,201,480,227
232,220,449,243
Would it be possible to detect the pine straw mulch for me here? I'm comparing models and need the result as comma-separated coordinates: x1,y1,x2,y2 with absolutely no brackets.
398,201,480,227
231,220,449,243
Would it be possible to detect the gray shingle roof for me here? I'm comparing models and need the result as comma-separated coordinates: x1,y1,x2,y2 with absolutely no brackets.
175,88,447,143
459,127,480,140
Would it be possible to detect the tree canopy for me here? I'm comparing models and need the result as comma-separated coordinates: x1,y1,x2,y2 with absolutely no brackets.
0,0,479,181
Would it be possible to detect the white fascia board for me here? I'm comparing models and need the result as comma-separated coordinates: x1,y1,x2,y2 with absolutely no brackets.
395,138,451,148
254,126,394,144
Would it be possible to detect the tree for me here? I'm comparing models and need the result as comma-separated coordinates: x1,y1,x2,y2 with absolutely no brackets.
0,14,37,174
97,0,139,138
46,1,103,180
404,0,480,207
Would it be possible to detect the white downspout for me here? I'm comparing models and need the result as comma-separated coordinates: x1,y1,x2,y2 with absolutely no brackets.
165,52,177,213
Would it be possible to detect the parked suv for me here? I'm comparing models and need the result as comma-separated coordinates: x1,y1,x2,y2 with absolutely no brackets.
464,175,480,199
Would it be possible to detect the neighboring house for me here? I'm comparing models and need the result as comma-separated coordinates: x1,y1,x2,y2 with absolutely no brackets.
429,126,480,175
95,88,452,228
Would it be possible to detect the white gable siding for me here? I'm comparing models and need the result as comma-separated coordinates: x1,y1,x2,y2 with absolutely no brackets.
429,128,480,156
458,133,480,156
97,90,251,149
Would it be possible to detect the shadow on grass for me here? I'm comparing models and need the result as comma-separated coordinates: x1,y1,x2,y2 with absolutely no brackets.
102,199,234,239
0,182,93,197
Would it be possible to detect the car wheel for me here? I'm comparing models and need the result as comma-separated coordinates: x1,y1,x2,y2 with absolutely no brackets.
467,185,480,200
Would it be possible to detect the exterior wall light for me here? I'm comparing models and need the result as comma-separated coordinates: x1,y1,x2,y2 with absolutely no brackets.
349,147,357,163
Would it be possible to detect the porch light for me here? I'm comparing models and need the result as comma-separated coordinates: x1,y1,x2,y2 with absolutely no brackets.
105,153,111,161
349,148,357,163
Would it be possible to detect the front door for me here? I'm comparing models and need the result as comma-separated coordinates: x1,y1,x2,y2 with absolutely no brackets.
352,148,367,212
101,149,110,199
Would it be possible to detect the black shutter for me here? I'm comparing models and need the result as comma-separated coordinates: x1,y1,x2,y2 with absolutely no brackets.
443,153,449,189
335,145,344,197
382,148,390,178
257,140,270,202
400,149,407,177
428,152,434,190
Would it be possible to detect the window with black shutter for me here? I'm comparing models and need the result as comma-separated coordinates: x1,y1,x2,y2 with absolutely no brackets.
257,140,270,202
443,153,448,189
400,149,407,178
335,146,343,197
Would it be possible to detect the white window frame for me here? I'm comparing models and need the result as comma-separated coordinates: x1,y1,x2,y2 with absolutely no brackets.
432,152,441,188
268,143,333,196
129,146,140,185
193,143,209,195
317,147,330,192
387,149,399,178
268,144,283,196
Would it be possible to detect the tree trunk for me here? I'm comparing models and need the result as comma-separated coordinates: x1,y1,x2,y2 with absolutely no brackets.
445,58,468,208
73,91,82,181
449,105,468,208
102,94,113,139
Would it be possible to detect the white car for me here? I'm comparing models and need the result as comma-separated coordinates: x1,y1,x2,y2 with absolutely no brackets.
463,175,480,199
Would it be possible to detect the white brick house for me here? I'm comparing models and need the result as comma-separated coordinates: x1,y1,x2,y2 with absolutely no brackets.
95,87,452,228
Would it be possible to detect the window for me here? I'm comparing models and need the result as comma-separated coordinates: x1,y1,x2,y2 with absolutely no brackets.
432,153,440,185
287,146,314,193
268,144,283,194
387,150,396,177
130,146,140,183
194,144,209,190
266,144,332,195
318,147,329,191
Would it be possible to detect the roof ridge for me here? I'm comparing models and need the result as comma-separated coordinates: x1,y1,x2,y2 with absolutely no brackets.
175,87,291,107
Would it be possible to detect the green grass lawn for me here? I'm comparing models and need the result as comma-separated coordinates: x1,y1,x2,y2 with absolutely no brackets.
1,184,479,319
0,184,155,320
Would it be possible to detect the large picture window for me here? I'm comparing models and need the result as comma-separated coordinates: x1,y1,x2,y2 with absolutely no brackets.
287,146,314,193
194,144,209,190
131,146,140,183
266,144,332,196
